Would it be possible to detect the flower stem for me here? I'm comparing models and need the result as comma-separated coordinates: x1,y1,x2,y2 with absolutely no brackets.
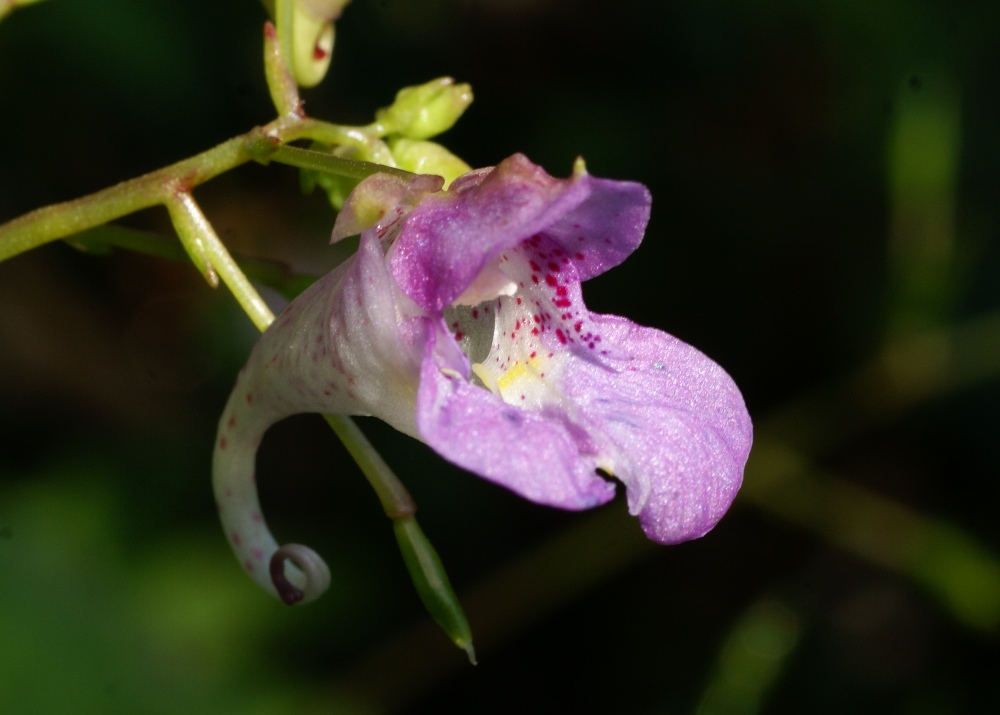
263,19,302,118
274,0,296,90
0,133,246,262
0,118,410,265
165,190,275,331
323,415,415,518
267,144,414,181
67,224,319,301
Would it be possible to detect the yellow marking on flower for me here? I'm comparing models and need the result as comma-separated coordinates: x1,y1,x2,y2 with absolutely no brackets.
496,356,547,400
470,363,501,397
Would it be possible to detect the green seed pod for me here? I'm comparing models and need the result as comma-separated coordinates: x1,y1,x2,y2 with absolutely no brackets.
394,516,476,664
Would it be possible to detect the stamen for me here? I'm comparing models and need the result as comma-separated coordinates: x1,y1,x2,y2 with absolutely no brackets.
269,543,332,605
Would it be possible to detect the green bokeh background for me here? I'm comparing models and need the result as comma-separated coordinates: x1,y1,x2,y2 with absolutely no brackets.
2,1,999,713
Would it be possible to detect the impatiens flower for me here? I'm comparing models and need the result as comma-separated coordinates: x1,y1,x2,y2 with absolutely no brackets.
213,154,752,604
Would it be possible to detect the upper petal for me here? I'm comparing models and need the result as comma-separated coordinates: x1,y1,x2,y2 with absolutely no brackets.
538,172,651,282
390,154,651,313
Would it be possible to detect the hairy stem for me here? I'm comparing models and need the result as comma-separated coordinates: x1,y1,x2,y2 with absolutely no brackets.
264,19,303,118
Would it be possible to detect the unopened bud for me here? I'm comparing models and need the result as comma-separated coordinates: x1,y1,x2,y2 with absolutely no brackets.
376,78,473,140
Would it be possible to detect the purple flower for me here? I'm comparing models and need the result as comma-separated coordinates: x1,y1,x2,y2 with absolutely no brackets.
214,154,752,603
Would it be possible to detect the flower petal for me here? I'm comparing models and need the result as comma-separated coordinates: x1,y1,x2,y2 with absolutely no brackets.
390,154,650,313
248,230,425,433
561,314,752,543
416,327,617,510
331,173,443,245
537,172,652,282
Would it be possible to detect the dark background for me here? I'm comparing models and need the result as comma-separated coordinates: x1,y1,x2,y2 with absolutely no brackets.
2,1,999,713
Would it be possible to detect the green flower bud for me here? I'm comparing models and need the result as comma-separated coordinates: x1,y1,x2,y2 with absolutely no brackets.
376,77,473,140
389,138,472,187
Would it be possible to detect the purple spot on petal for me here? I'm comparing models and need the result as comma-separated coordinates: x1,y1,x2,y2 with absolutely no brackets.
502,409,523,425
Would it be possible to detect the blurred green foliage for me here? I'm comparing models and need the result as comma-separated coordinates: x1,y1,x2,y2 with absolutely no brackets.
2,1,1000,713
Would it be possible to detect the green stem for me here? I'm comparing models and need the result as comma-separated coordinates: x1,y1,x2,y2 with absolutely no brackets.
324,415,415,518
164,191,220,288
281,118,398,165
263,19,302,118
67,225,320,301
268,144,414,181
0,133,246,262
165,190,275,331
275,0,296,84
0,118,410,265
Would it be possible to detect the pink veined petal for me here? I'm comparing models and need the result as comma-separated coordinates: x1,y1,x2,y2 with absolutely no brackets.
418,298,749,543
